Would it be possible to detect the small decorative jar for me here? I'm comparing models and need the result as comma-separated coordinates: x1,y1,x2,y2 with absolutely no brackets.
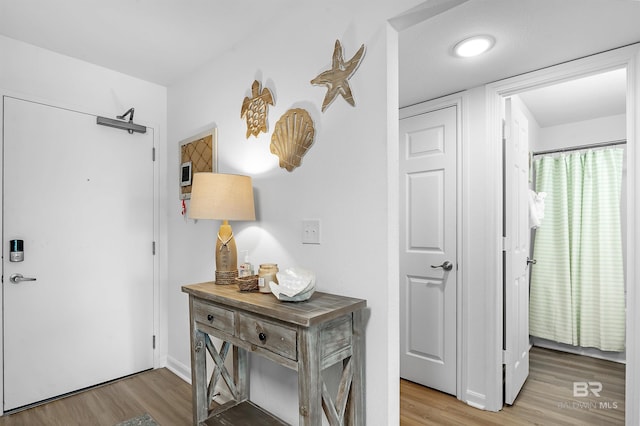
258,263,279,294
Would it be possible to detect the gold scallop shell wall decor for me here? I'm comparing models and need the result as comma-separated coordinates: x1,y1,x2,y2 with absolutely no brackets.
270,108,315,172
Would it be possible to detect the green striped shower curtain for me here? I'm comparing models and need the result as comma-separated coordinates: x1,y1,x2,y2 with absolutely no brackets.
529,148,625,352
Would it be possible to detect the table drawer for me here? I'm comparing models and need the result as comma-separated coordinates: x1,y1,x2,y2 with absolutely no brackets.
193,299,235,335
239,313,297,361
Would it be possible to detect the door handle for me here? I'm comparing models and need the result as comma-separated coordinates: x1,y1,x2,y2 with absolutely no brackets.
9,273,37,284
431,261,453,271
526,257,537,266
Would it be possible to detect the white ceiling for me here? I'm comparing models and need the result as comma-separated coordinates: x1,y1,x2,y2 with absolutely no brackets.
398,0,640,125
0,0,638,126
0,0,299,86
398,0,640,104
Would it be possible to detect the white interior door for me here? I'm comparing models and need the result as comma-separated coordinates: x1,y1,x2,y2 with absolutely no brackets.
503,97,530,405
399,106,457,395
3,96,155,411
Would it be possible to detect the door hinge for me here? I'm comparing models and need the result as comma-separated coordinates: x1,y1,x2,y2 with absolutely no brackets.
153,335,156,349
152,147,156,161
502,349,510,365
502,236,509,251
152,241,156,255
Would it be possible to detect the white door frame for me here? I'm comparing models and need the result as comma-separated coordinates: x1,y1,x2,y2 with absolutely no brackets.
485,44,640,424
400,93,465,400
0,91,161,414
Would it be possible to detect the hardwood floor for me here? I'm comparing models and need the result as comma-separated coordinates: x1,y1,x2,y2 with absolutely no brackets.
0,346,624,425
401,346,625,425
0,368,193,426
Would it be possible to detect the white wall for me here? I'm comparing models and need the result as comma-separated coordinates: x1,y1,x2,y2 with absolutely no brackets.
0,34,168,410
0,36,167,127
165,1,421,424
534,114,625,152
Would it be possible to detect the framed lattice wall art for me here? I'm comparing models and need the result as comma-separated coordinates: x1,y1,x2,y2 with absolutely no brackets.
179,128,218,199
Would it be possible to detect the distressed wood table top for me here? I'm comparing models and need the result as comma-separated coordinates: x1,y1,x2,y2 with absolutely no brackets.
182,281,366,327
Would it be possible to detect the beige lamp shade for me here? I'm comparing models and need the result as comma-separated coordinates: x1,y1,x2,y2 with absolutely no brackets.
189,173,256,221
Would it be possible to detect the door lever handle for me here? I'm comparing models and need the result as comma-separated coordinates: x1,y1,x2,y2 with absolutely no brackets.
526,257,537,266
9,273,37,284
431,261,453,271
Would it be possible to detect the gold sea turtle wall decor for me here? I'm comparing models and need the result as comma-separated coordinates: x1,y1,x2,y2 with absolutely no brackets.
241,80,274,138
270,108,315,172
311,39,366,112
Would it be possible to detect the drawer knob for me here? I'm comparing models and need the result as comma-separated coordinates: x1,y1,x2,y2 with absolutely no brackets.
258,332,267,342
207,314,214,322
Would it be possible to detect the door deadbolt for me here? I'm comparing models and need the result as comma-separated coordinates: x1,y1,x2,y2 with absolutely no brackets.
9,239,24,262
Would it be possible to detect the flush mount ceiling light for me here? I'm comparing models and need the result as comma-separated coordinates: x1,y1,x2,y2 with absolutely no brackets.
453,35,495,58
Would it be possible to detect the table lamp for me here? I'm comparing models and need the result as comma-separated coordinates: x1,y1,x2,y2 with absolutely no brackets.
189,173,256,284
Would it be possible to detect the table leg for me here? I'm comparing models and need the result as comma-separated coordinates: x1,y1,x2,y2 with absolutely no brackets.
234,346,249,402
298,326,322,425
349,310,365,425
189,303,208,424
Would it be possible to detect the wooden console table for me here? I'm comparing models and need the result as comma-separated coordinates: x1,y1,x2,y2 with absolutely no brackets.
182,282,366,425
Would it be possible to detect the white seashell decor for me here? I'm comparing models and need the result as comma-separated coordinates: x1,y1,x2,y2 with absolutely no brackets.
269,267,316,302
270,108,315,172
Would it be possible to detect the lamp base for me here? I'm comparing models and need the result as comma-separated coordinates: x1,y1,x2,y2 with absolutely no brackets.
215,269,238,285
215,220,238,285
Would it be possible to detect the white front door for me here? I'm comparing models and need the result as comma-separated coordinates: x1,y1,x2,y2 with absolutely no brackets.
503,97,530,404
399,105,457,395
3,97,155,411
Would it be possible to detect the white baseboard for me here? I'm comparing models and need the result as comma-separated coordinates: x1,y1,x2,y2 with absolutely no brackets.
164,355,233,404
464,389,491,411
165,356,191,384
531,337,626,364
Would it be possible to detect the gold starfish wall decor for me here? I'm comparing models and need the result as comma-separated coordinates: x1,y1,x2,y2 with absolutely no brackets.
241,80,275,138
311,39,366,112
